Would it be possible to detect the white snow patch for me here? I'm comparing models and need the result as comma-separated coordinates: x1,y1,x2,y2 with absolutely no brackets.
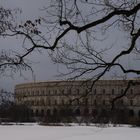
0,124,139,140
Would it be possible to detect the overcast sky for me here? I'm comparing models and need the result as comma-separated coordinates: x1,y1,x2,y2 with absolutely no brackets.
0,0,60,91
0,1,139,92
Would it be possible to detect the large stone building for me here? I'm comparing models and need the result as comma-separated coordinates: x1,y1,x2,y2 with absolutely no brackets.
15,79,140,121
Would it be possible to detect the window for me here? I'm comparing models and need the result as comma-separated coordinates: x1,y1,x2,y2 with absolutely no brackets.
103,89,105,94
32,91,34,96
40,99,45,106
61,89,64,95
41,90,44,95
94,89,97,94
112,89,114,95
48,90,51,95
48,99,51,105
36,90,39,95
103,100,105,105
41,109,44,116
53,90,57,95
36,100,39,106
31,100,34,106
62,99,64,105
54,90,57,95
54,100,57,105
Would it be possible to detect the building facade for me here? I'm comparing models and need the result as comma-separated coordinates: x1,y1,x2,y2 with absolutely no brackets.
15,80,140,120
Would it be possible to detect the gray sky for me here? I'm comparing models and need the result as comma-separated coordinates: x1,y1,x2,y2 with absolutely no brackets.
0,0,139,91
0,0,59,91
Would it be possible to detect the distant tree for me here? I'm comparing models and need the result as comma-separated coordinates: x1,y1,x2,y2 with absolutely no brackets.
0,89,13,104
0,89,32,122
8,103,32,122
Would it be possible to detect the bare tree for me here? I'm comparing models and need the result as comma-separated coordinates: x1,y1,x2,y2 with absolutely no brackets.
0,7,32,77
1,1,140,105
39,1,140,104
2,1,139,79
48,1,140,79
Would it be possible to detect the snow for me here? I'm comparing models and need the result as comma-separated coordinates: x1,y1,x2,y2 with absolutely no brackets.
0,124,139,140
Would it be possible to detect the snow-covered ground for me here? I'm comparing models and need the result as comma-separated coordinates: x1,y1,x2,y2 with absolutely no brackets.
0,124,139,140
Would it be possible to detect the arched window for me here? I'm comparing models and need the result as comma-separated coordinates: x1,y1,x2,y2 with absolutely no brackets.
40,99,45,106
41,109,44,116
36,90,39,96
48,90,51,95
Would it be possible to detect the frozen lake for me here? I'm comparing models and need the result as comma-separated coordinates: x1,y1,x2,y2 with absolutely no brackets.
0,124,139,140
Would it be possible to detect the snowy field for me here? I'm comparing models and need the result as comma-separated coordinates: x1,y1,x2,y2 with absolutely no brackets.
0,124,140,140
